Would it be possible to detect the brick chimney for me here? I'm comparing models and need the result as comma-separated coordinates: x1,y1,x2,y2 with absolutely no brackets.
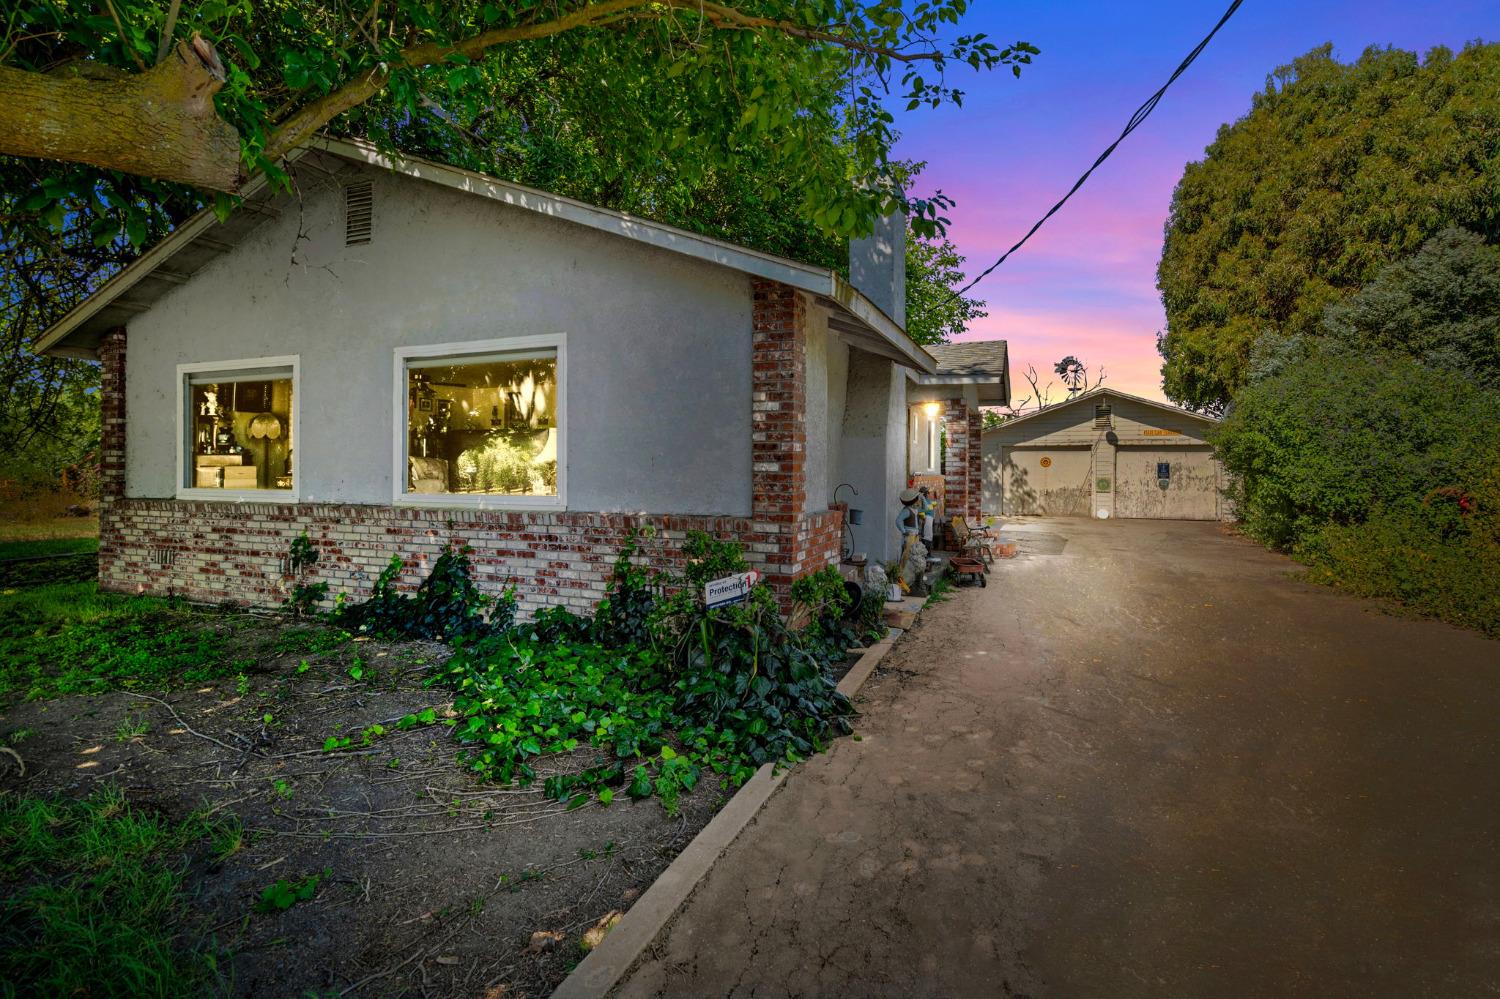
850,207,907,327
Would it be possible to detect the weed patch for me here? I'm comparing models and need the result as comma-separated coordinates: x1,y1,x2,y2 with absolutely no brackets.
434,531,864,812
0,786,228,995
0,582,238,704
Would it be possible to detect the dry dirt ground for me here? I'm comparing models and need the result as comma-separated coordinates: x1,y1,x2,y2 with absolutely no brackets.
621,517,1500,998
1,627,720,997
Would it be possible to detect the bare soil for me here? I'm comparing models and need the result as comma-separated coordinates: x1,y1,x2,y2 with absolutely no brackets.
622,517,1500,998
1,625,721,997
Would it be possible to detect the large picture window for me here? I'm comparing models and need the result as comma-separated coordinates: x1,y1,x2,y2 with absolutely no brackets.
395,337,564,507
178,357,297,500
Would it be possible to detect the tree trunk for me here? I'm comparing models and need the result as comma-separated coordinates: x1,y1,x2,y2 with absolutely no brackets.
0,36,241,192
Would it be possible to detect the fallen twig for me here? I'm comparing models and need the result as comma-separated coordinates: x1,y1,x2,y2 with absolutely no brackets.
133,693,249,756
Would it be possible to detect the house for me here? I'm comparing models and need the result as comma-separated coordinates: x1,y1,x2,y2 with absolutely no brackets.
35,137,1008,615
982,387,1228,520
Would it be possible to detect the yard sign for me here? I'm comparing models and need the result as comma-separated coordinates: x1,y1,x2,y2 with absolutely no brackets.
705,571,760,609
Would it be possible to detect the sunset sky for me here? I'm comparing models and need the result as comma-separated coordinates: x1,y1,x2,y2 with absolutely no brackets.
898,0,1497,403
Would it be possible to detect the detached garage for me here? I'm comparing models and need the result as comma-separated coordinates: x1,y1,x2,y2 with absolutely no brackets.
982,388,1229,521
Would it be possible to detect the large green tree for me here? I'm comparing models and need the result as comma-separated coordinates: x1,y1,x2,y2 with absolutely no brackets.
904,224,987,346
1156,42,1500,409
1,1,1034,241
1322,227,1500,386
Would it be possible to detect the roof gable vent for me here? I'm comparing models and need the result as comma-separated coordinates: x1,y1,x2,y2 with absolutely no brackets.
1094,402,1112,428
344,181,373,246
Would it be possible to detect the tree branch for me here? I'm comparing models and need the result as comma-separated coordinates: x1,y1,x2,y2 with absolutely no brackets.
0,34,239,190
261,0,949,163
2,2,956,191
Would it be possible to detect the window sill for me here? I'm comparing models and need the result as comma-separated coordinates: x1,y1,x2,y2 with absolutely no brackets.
175,488,300,504
394,493,565,512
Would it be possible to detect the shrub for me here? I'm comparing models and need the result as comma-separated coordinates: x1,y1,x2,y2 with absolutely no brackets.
1214,347,1500,550
591,529,657,648
430,531,856,810
1217,341,1500,635
334,544,515,642
1300,464,1500,637
790,566,858,660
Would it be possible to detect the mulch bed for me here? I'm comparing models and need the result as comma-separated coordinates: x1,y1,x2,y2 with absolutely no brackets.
0,630,719,997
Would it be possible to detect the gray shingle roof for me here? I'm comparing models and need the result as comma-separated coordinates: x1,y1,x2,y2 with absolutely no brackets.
926,341,1009,378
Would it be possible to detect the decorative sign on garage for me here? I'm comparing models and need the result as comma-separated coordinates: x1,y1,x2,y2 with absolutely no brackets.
1039,456,1052,468
705,570,760,609
1142,428,1183,436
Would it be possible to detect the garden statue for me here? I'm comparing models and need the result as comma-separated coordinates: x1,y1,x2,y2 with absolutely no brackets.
897,487,921,546
918,485,936,544
901,536,930,596
895,488,928,596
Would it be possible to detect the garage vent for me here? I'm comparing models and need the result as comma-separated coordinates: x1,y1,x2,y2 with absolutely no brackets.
149,547,176,567
1093,403,1112,428
344,181,373,245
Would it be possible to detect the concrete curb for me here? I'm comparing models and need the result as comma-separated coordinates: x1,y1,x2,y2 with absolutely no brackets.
551,631,903,998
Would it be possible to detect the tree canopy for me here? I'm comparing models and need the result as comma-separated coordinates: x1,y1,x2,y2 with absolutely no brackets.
1322,227,1500,386
1,2,1004,487
1156,42,1500,409
2,0,1035,245
903,225,986,346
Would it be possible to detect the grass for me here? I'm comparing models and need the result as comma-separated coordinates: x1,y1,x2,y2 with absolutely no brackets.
0,582,241,705
0,486,99,545
0,786,228,997
925,573,955,605
0,536,99,560
0,515,100,543
116,714,151,741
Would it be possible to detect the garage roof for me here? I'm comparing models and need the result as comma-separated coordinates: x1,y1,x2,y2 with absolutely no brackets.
985,386,1218,434
34,136,937,375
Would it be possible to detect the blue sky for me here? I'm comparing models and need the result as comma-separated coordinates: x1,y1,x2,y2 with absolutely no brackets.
895,0,1498,401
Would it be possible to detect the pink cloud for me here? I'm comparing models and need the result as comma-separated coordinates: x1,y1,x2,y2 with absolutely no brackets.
956,303,1169,404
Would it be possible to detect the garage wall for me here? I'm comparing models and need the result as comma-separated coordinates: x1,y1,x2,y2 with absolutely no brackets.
983,391,1228,520
1000,446,1092,516
1115,446,1221,520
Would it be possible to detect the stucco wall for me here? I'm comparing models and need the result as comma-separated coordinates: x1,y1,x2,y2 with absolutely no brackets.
837,351,907,562
123,160,754,514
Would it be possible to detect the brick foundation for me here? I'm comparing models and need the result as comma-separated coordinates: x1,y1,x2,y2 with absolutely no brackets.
97,284,844,618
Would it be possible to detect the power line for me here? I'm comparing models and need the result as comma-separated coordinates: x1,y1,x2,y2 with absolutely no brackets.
921,0,1244,317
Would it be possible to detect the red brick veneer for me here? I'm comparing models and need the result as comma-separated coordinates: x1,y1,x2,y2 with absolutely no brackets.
942,397,981,520
97,284,844,618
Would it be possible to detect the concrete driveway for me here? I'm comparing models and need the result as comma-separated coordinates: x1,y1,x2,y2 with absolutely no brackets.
620,518,1500,998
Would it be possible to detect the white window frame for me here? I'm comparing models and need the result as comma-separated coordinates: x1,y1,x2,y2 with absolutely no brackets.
176,355,301,503
391,334,567,511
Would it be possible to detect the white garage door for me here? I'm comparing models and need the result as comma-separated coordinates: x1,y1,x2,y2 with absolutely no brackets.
1002,447,1092,516
1115,446,1220,520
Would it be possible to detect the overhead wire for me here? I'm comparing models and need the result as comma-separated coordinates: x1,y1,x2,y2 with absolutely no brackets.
918,0,1245,317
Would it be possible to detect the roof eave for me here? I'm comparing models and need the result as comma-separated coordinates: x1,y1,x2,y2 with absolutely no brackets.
826,274,937,374
34,135,937,374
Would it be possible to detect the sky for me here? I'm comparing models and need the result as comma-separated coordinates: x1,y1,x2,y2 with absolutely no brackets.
895,0,1498,403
